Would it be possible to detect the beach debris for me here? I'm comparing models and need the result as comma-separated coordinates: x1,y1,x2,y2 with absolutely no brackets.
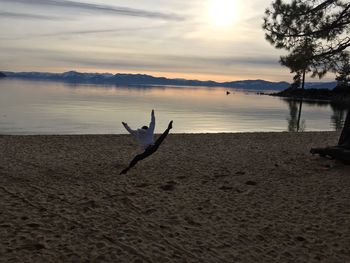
120,234,128,241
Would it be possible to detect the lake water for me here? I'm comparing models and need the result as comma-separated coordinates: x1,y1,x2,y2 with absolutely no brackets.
0,79,346,134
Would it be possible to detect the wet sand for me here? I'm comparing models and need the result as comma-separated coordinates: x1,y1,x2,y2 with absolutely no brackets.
0,132,349,262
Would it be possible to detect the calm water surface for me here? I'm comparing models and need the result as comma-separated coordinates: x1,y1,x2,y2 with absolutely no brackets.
0,79,346,134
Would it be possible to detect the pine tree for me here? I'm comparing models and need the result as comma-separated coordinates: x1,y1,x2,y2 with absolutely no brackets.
263,0,350,161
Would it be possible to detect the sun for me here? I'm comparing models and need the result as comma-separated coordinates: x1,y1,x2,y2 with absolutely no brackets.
209,0,238,27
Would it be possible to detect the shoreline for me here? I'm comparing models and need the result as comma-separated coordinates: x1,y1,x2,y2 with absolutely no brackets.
0,130,342,136
1,132,349,262
269,87,350,106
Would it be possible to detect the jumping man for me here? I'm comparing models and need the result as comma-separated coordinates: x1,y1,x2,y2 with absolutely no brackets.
120,110,173,174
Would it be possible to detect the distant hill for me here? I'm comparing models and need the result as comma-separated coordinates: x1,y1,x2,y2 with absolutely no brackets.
0,72,6,78
2,70,337,90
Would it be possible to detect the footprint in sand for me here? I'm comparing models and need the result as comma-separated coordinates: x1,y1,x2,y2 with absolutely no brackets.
184,216,201,226
135,183,149,188
26,223,41,228
21,242,46,250
219,186,233,190
159,181,177,191
159,184,175,191
295,236,306,242
245,180,257,186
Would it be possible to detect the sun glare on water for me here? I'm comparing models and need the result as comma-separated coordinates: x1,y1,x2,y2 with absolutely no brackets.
209,0,239,27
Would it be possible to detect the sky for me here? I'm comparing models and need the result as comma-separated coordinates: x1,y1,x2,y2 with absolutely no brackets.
0,0,336,82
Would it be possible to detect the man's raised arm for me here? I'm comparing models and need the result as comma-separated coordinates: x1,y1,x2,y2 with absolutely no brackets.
149,109,155,132
122,122,135,135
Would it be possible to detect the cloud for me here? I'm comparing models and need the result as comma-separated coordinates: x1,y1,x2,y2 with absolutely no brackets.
0,0,184,21
0,46,280,68
0,11,62,20
151,54,280,67
38,51,280,73
0,25,165,40
38,24,169,37
40,27,154,37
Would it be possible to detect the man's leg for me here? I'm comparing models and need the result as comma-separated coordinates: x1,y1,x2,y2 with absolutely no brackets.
120,150,151,174
152,120,173,151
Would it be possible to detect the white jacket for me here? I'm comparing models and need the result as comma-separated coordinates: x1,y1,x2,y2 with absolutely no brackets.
123,111,155,150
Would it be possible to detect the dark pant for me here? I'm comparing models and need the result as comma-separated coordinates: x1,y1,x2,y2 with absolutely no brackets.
120,124,171,174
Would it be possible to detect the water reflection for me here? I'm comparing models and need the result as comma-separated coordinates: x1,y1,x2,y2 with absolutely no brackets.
284,99,305,132
0,79,347,134
330,103,348,131
282,98,348,132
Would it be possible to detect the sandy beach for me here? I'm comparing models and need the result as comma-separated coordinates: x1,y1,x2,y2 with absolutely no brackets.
0,132,349,262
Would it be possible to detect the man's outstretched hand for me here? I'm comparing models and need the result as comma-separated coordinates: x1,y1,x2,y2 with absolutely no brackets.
122,122,127,126
168,120,173,130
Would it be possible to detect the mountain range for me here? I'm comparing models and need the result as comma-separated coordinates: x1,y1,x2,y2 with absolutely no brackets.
0,71,337,90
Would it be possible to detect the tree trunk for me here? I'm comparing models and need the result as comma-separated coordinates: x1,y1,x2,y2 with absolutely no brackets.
338,109,350,148
297,99,303,132
301,69,306,90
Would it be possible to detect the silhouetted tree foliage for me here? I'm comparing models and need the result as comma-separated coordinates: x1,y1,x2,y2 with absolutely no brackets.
289,72,302,89
263,0,350,77
333,51,350,91
280,38,316,89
